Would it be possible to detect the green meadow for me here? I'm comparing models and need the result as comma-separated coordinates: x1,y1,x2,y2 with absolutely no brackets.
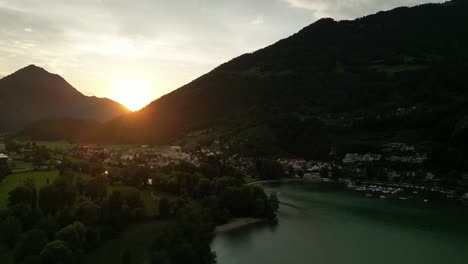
0,170,59,209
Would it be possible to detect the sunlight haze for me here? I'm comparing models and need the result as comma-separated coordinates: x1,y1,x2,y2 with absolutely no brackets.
0,0,444,109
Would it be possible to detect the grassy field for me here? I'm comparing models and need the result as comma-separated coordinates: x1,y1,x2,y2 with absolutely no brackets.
369,64,429,75
8,160,32,170
15,139,140,152
0,170,59,209
15,140,76,151
83,220,169,264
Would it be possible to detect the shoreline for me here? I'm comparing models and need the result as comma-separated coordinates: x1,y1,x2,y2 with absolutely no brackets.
214,218,265,234
247,178,308,186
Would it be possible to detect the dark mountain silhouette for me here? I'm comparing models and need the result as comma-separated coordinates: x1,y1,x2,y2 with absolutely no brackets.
0,65,129,132
89,0,467,152
18,117,100,141
24,1,468,164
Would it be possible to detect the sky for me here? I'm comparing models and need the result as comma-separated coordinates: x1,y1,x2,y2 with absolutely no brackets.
0,0,444,110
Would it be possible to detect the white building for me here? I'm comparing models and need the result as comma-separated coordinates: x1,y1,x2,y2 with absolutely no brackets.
343,153,381,163
170,146,182,151
0,153,9,162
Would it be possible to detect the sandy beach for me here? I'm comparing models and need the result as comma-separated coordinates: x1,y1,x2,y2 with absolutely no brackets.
214,218,264,234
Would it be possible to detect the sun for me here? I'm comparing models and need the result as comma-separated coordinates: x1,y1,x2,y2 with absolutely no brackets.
110,77,154,111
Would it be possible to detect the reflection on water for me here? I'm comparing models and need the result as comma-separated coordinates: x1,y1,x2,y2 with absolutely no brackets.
212,182,468,264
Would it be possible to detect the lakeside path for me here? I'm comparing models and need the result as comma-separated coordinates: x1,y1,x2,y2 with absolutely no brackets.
246,178,308,186
214,218,265,234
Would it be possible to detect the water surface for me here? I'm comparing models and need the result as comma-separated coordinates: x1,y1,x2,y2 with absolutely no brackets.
212,183,468,264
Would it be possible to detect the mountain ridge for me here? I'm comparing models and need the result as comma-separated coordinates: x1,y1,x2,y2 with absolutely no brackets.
89,0,467,148
20,1,468,167
0,64,130,132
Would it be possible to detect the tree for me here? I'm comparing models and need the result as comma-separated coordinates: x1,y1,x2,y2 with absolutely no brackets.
106,191,127,230
15,229,48,263
270,114,331,159
32,146,50,169
10,203,42,232
39,185,62,215
85,174,108,200
23,178,38,209
0,216,21,249
8,186,35,209
40,240,75,264
0,163,11,181
151,203,215,264
320,167,329,178
55,221,86,253
194,178,212,198
75,200,100,225
268,192,279,213
38,176,76,215
158,198,171,218
122,250,132,264
257,160,284,180
123,189,143,209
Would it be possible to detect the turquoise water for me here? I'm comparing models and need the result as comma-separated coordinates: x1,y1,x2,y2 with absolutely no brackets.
211,183,468,264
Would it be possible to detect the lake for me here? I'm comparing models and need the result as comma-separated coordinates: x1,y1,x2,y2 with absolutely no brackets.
211,182,468,264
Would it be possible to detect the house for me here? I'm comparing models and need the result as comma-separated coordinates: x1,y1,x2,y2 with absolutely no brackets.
0,153,9,164
462,193,468,200
121,154,135,161
170,146,182,151
343,153,381,163
0,143,6,152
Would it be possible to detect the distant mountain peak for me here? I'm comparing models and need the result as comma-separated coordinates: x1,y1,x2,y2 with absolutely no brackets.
0,65,130,132
4,64,57,82
18,64,49,73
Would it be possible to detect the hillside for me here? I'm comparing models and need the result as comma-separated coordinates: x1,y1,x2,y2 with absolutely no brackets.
90,0,467,156
0,65,129,132
21,1,461,163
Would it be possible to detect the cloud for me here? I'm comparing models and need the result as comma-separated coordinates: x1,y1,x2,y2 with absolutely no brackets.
251,16,264,25
282,0,446,20
0,0,446,105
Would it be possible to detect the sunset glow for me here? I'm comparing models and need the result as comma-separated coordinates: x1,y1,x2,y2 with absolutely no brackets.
110,77,154,111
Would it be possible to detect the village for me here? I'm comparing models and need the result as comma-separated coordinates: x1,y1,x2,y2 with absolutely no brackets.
68,140,468,202
1,135,468,203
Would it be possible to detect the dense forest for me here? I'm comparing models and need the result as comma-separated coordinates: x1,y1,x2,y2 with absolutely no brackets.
0,141,278,264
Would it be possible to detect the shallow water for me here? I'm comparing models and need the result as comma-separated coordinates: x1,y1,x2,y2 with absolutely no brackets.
211,182,468,264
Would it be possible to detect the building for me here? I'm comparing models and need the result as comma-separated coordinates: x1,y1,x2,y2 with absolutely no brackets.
170,146,182,151
0,143,5,152
343,153,381,163
0,153,9,164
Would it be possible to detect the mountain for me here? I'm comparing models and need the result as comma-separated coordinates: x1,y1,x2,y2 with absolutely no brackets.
0,65,129,132
18,117,100,141
91,0,467,156
21,0,466,166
